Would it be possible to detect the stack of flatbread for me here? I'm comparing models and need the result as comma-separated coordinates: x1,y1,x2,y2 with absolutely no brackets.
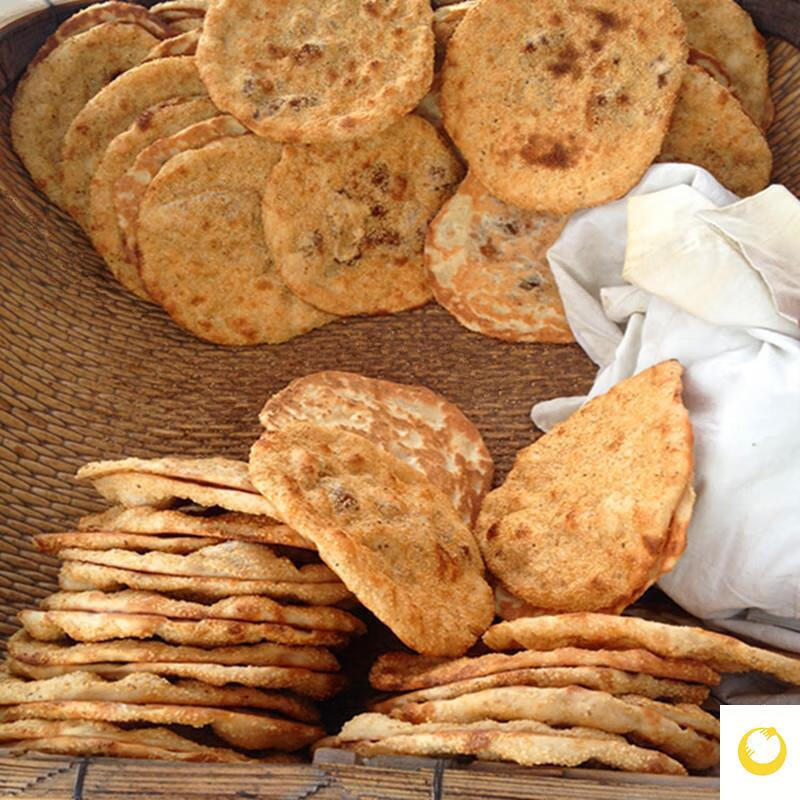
0,456,367,761
321,613,800,773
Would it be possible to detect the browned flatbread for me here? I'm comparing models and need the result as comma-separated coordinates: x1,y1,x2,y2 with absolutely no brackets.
144,29,201,61
43,591,365,634
620,695,719,739
258,371,493,526
35,531,216,554
369,648,720,690
249,423,494,657
483,613,800,685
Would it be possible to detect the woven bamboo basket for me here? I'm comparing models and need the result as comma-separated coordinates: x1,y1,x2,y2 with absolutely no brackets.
0,1,798,796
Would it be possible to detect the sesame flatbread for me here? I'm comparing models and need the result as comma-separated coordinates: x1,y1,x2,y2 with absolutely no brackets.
672,0,773,130
262,115,464,315
43,591,365,634
60,56,207,228
56,541,336,582
370,667,709,712
89,96,218,299
11,22,160,209
79,506,313,549
195,0,433,142
425,172,572,343
19,609,350,648
258,371,493,526
657,66,771,197
0,702,322,751
7,660,346,699
620,695,719,739
331,730,685,774
137,135,334,344
483,613,800,685
0,671,319,722
476,361,693,613
441,0,687,213
35,531,216,554
390,686,719,770
8,631,339,672
58,561,353,604
369,648,720,690
144,29,201,61
249,424,494,657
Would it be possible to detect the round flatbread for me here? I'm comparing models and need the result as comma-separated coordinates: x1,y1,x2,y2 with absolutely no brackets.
259,371,493,526
657,66,772,197
262,115,464,315
249,423,494,656
144,29,200,61
425,172,572,343
137,135,334,344
195,0,433,142
60,56,207,228
475,362,693,614
441,0,687,213
672,0,773,130
89,96,217,299
11,22,160,209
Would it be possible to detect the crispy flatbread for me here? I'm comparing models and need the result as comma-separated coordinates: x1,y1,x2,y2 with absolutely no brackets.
20,609,350,648
35,531,216,554
370,648,719,692
620,695,719,739
370,666,709,712
390,686,718,770
144,29,200,61
0,670,319,722
0,702,321,751
7,660,346,699
58,561,352,604
483,613,800,685
43,591,364,633
258,371,493,526
8,631,339,672
249,424,494,657
476,361,693,613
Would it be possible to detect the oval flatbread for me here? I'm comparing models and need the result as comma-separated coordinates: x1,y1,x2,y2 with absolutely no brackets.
196,0,433,141
258,371,493,526
441,0,687,213
249,423,494,656
263,115,463,316
425,173,572,343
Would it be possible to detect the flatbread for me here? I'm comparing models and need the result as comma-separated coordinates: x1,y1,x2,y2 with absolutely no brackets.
0,719,248,762
262,115,464,315
60,56,207,228
78,506,313,549
0,671,319,721
369,648,720,690
672,0,773,130
115,114,249,262
370,667,709,712
7,660,347,699
441,0,687,213
483,613,800,685
258,371,493,526
620,695,719,739
195,0,433,142
0,702,322,751
433,1,474,70
688,49,734,93
35,531,216,554
19,609,350,648
332,730,685,774
144,29,201,61
425,172,572,343
42,591,365,634
11,22,159,209
389,686,718,770
475,361,692,613
150,1,209,18
8,631,339,672
249,423,494,657
56,540,336,582
59,561,353,604
89,96,218,299
657,66,772,197
137,135,334,344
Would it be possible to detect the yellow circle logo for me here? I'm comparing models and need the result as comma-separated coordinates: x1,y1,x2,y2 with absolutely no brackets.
738,727,787,776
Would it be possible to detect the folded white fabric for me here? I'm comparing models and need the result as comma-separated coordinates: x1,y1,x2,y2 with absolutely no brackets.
532,164,800,652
